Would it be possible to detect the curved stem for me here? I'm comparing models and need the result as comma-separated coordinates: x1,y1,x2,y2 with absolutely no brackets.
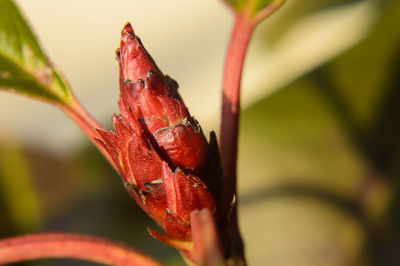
60,96,118,171
220,14,256,209
0,233,161,266
219,4,286,262
220,0,287,213
219,14,256,265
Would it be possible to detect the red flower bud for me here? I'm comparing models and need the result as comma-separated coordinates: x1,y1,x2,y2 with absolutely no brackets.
117,24,208,173
96,23,217,244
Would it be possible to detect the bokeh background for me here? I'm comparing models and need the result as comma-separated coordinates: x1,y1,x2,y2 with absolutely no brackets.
1,0,399,265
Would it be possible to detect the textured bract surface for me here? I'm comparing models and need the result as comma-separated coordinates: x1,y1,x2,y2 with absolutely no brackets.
97,24,219,247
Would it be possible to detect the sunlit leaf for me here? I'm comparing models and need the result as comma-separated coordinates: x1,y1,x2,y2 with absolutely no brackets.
0,0,72,104
258,0,365,46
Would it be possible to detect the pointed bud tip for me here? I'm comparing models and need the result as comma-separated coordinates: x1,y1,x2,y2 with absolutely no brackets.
122,22,135,37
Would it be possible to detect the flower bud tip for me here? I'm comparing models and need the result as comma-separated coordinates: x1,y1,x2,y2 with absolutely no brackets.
122,22,135,37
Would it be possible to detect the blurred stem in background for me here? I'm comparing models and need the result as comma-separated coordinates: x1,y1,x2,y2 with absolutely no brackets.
0,141,42,234
238,0,400,265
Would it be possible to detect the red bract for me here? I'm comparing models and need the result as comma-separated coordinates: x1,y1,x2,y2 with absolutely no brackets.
96,23,218,245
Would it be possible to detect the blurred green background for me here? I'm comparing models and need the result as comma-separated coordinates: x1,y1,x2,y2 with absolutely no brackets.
1,0,400,265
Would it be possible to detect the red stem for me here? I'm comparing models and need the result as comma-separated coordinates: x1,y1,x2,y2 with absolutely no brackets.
0,233,161,266
220,0,286,218
59,97,119,171
220,14,256,208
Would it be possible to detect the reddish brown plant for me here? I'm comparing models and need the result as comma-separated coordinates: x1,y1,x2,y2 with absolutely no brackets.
95,24,222,256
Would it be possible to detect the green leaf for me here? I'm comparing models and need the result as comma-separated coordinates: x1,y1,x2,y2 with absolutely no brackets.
252,0,278,14
223,0,286,18
0,0,72,104
224,0,248,11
